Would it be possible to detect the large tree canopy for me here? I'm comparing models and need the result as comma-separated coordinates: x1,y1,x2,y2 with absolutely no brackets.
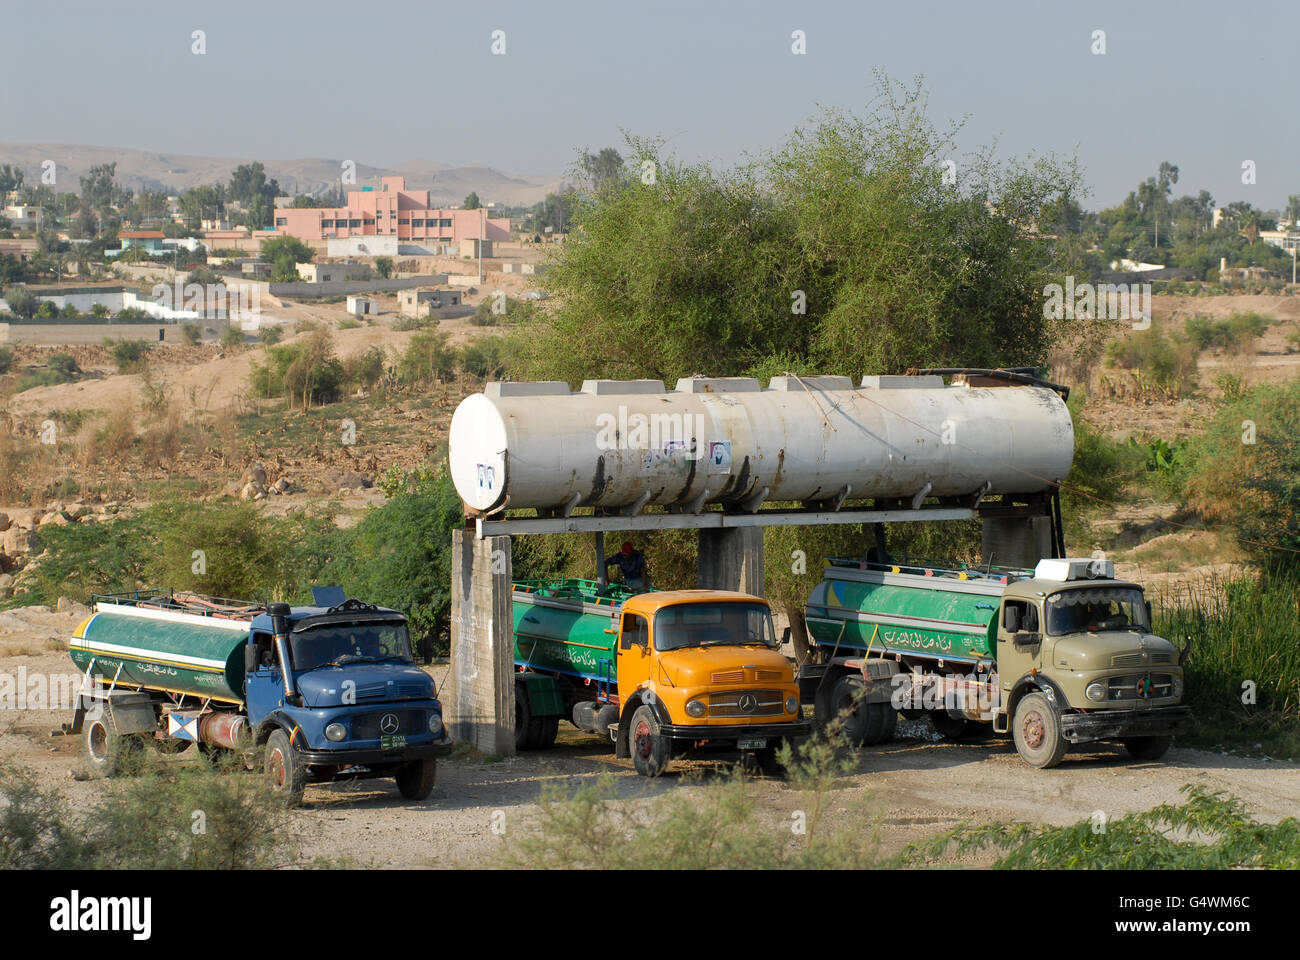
509,76,1086,384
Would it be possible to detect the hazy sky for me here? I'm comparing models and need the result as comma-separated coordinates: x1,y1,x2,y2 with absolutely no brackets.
1,0,1295,210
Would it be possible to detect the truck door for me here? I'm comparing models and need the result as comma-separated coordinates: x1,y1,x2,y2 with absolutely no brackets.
997,599,1043,695
615,612,652,700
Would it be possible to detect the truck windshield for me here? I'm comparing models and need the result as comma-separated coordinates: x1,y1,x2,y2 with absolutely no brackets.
291,622,414,672
1045,588,1150,635
653,602,777,651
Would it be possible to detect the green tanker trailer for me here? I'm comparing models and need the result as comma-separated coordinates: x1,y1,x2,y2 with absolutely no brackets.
799,556,1192,767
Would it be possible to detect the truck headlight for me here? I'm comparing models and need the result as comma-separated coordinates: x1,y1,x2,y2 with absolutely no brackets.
325,722,346,741
1085,681,1108,702
685,698,707,718
1172,676,1183,698
785,696,799,714
428,713,444,736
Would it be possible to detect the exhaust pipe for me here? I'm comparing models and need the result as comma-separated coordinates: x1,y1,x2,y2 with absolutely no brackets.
269,602,296,702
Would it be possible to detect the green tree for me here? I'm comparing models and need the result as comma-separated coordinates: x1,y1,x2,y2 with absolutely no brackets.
374,256,393,279
580,147,625,192
260,235,314,265
463,191,481,210
512,76,1084,383
0,164,24,194
6,287,38,319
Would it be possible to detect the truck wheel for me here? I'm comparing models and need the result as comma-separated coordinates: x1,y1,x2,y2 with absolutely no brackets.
264,729,306,805
84,717,142,777
1124,736,1173,761
395,759,437,800
514,684,544,750
536,716,559,749
1012,693,1067,769
863,704,898,745
932,712,972,740
828,675,870,745
629,705,671,777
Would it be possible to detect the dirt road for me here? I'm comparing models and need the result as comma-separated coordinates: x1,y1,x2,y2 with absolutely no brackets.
3,605,1295,869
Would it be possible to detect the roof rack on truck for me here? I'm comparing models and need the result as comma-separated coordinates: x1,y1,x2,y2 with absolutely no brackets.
822,557,1036,586
89,589,265,621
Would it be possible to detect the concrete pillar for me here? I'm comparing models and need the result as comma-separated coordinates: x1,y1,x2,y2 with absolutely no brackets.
981,516,1053,570
697,526,765,596
449,529,515,756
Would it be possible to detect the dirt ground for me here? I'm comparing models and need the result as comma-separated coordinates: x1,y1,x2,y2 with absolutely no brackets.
4,606,1296,869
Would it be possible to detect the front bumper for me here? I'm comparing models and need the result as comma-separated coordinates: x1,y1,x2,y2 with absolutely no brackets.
1059,705,1192,744
658,720,812,743
298,736,454,766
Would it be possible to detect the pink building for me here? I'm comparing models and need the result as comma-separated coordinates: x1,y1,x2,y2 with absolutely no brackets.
273,177,510,245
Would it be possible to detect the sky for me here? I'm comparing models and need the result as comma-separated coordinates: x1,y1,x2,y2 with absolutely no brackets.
1,0,1295,210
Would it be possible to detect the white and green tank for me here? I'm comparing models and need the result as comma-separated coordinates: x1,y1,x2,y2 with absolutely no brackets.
805,559,1034,664
70,593,254,703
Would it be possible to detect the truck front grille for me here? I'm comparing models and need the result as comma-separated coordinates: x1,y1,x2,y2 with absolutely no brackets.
351,709,426,739
1107,674,1175,700
707,689,785,717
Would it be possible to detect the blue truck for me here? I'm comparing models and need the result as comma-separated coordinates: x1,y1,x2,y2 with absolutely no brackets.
66,587,453,804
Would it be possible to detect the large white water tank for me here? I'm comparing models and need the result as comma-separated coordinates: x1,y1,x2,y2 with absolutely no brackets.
448,376,1074,515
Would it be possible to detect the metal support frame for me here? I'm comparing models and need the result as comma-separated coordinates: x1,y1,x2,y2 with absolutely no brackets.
475,505,979,538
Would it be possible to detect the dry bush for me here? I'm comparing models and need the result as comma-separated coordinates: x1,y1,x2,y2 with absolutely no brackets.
97,403,138,464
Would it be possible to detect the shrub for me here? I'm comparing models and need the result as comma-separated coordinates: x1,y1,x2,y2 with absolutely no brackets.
1104,328,1198,399
220,325,245,347
461,335,509,379
181,322,202,345
249,330,343,408
111,339,150,373
0,345,12,374
396,330,456,385
60,302,79,318
90,302,110,318
342,345,386,392
257,325,282,345
33,300,57,319
903,785,1300,869
16,352,80,391
1185,311,1269,354
5,286,37,318
117,306,148,319
1180,379,1300,568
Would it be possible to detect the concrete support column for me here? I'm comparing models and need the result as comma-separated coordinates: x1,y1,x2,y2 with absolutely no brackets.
697,527,765,596
981,516,1053,570
449,529,515,755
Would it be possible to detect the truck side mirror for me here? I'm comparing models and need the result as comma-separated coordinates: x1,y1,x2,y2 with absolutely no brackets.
781,626,792,646
1004,607,1020,633
1146,601,1154,626
244,644,258,674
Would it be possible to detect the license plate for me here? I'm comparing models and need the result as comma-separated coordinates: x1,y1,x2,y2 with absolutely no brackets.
738,738,767,750
380,734,406,751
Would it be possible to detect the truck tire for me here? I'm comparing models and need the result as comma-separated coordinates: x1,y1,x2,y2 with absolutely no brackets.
84,717,143,777
395,758,437,800
1124,736,1173,761
629,704,671,777
828,674,871,745
536,715,559,749
1012,693,1068,769
514,684,544,750
931,712,972,740
863,704,898,745
264,728,307,805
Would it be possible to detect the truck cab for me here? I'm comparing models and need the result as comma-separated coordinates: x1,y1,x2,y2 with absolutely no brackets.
243,597,454,801
994,558,1192,767
611,590,810,776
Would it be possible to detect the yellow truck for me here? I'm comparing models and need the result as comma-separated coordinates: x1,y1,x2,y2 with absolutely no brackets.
512,581,810,775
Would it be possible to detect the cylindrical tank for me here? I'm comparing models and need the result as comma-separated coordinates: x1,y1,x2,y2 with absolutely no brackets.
512,579,632,682
70,603,251,703
805,559,1024,663
449,375,1074,515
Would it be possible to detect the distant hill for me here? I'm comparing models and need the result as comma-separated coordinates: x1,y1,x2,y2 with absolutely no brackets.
0,142,565,208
